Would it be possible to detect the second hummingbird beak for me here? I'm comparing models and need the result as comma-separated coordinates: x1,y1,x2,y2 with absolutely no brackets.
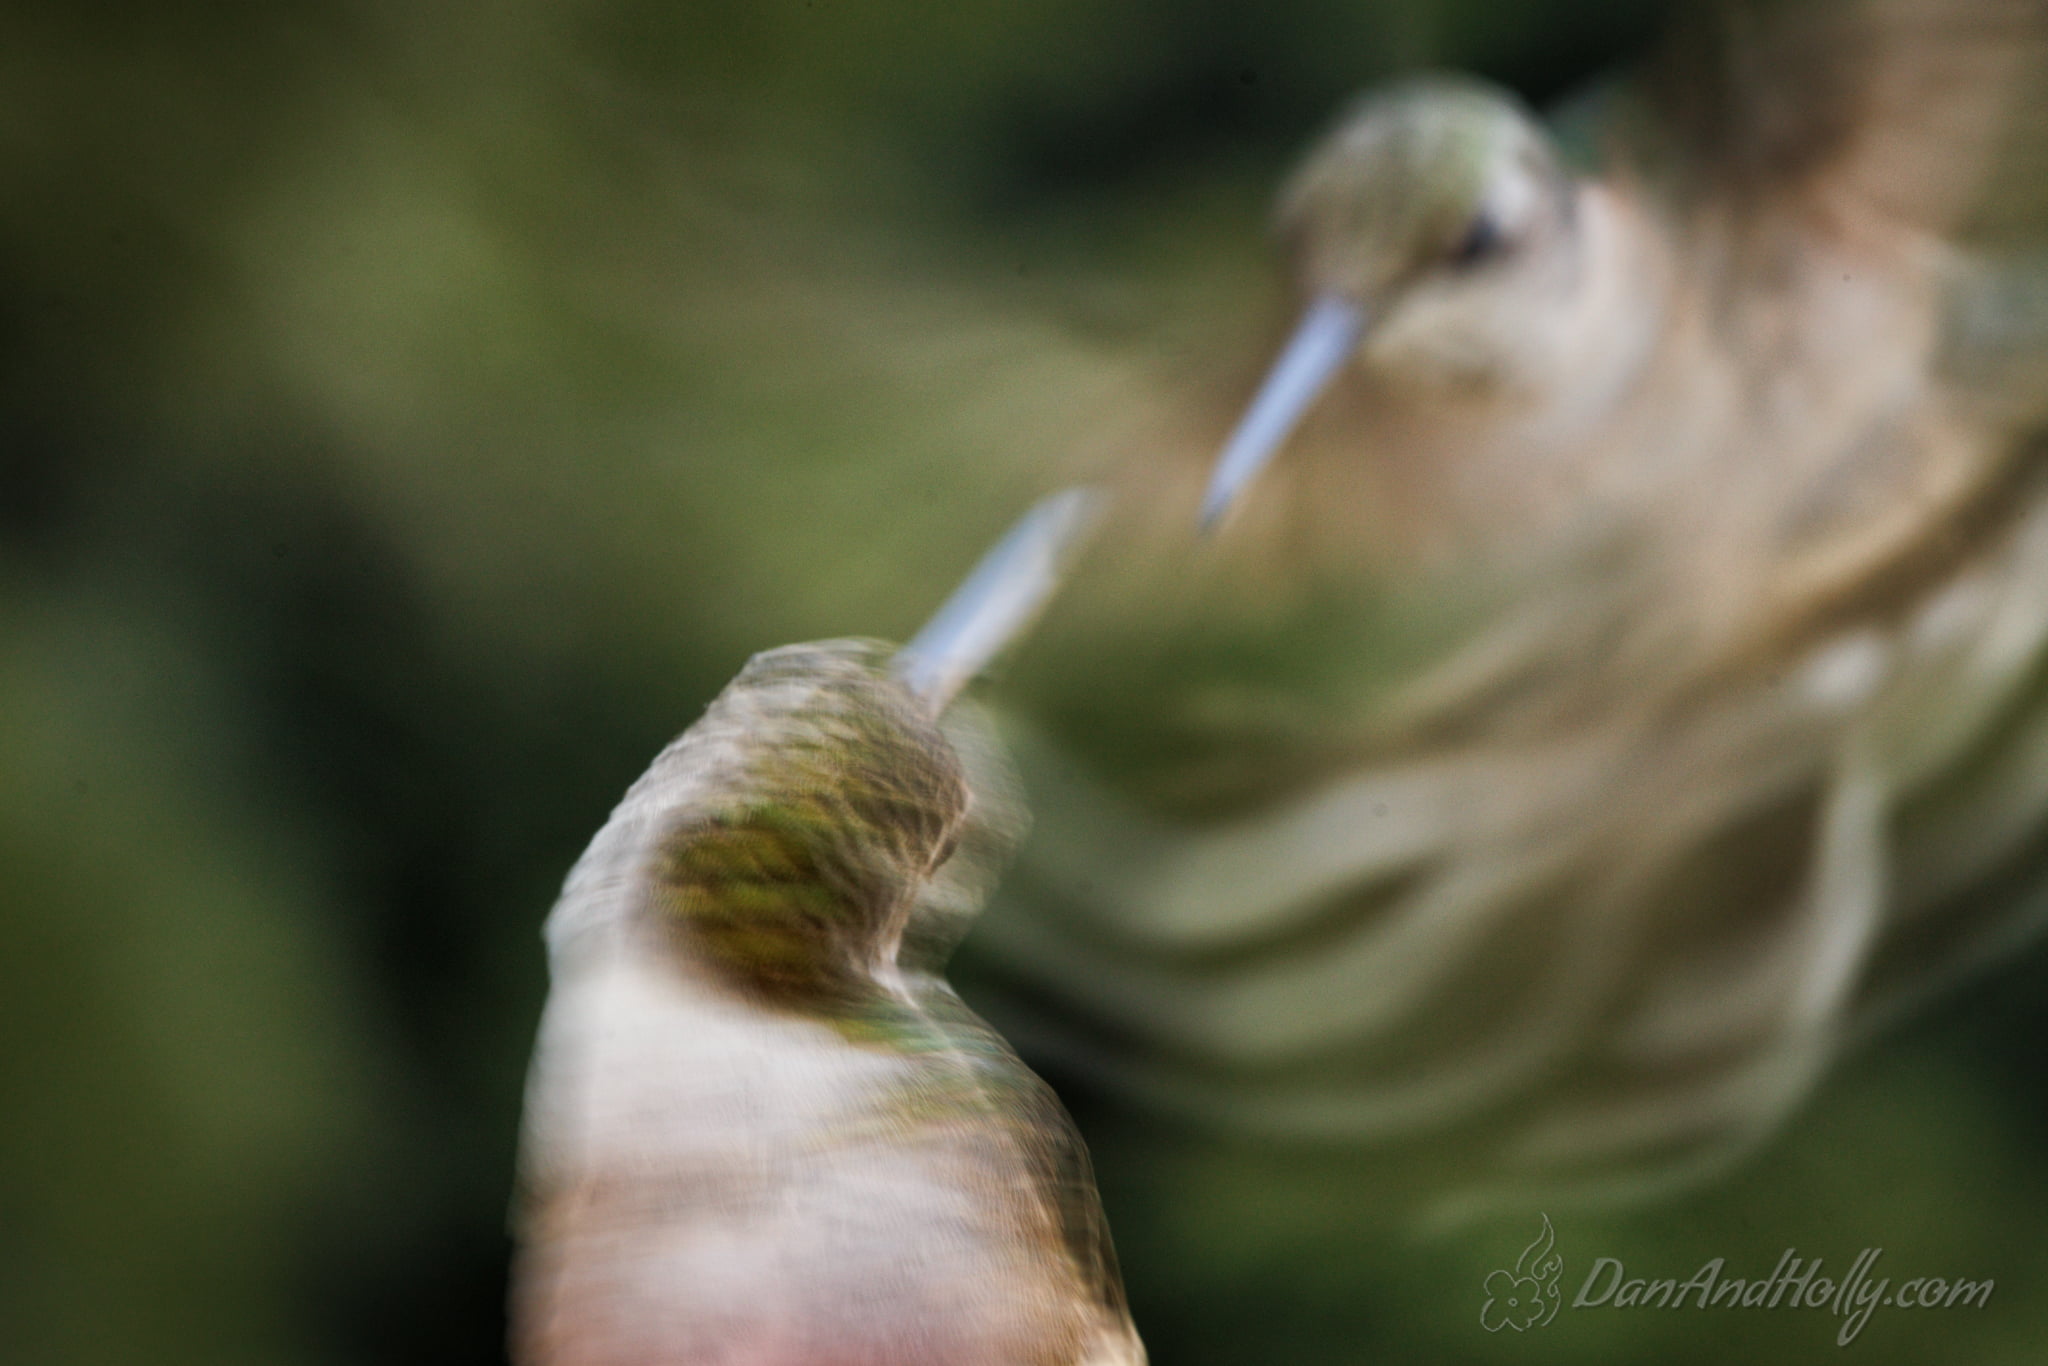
1199,293,1368,531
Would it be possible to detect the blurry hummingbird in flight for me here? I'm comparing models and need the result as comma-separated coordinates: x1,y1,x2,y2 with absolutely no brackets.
510,492,1147,1364
966,0,2048,1218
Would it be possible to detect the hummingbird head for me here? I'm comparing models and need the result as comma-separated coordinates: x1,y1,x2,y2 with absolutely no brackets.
1201,78,1583,527
653,641,971,1019
1279,79,1572,308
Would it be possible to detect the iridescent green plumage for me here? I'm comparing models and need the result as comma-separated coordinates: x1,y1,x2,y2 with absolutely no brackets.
513,639,1141,1366
651,642,967,1032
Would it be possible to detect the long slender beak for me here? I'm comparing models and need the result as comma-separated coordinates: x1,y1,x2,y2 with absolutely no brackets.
894,486,1104,712
1198,293,1367,530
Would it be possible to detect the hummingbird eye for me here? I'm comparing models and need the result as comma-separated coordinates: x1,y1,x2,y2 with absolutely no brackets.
1446,210,1508,270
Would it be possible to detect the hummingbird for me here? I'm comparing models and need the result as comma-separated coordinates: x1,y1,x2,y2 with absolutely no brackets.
968,0,2048,1217
508,496,1146,1364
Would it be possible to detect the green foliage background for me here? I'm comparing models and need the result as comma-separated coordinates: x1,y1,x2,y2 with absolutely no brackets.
4,2,2046,1362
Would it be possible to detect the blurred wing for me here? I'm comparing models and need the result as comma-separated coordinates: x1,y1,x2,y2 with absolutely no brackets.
966,453,2048,1221
1634,0,2048,233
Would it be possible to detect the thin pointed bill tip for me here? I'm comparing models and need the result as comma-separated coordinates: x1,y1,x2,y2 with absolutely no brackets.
1197,294,1366,532
893,486,1106,711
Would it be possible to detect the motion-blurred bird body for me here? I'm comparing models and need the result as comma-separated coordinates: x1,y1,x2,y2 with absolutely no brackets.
977,0,2048,1215
514,641,1141,1364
